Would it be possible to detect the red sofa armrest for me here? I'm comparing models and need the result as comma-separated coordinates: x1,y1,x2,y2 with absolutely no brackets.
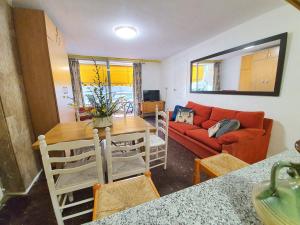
169,111,173,121
217,128,265,145
220,128,267,164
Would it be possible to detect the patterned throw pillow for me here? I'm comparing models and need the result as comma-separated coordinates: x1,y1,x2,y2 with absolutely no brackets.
175,108,194,125
208,119,240,138
208,122,221,137
215,119,240,138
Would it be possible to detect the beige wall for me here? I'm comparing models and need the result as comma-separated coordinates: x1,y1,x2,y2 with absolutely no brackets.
0,0,40,192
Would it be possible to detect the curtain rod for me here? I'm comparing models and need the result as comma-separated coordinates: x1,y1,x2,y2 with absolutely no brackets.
68,54,161,63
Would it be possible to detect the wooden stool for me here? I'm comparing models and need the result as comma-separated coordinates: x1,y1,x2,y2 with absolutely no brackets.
193,153,249,184
93,172,160,221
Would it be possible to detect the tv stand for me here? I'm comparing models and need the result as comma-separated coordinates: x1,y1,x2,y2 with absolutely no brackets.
140,101,165,118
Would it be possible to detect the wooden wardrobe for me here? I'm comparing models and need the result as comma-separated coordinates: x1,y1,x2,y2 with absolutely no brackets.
13,8,75,138
239,46,279,92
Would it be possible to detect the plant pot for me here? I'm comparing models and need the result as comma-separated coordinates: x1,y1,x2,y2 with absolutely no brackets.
93,116,113,128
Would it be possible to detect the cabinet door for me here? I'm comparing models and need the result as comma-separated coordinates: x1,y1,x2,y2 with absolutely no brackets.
239,55,253,91
46,16,75,122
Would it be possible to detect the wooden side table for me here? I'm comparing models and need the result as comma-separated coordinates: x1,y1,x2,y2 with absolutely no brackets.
140,101,165,118
193,153,249,184
93,172,160,221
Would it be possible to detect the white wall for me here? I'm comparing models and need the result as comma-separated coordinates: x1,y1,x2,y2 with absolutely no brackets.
220,55,241,91
160,5,300,157
142,62,161,94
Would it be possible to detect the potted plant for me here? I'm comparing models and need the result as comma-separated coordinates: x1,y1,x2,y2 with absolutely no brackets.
85,60,120,128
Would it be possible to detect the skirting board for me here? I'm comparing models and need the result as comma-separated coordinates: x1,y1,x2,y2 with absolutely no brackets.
6,169,43,196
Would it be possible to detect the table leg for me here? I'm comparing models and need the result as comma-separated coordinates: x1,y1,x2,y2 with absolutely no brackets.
193,158,201,185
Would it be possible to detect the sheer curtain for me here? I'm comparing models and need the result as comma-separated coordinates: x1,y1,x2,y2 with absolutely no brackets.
69,58,84,120
133,63,142,116
213,62,221,91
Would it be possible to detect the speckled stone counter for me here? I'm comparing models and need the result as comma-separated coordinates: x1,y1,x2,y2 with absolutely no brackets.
85,150,300,225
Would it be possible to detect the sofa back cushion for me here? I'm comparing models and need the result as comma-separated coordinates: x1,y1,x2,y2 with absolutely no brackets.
185,101,212,126
235,111,265,129
202,120,218,129
201,107,265,130
210,107,238,121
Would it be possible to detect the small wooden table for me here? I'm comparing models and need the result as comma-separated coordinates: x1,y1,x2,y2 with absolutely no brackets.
193,153,249,184
92,172,160,221
32,116,155,150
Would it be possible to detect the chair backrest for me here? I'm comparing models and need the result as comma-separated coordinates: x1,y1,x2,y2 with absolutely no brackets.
38,129,104,193
155,105,169,141
105,127,150,183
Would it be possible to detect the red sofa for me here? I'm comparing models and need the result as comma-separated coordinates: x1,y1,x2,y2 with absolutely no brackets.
168,101,273,164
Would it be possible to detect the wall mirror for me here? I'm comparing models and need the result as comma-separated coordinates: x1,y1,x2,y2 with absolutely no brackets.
190,33,287,96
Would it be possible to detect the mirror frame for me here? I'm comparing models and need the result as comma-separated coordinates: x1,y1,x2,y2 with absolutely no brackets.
190,32,288,96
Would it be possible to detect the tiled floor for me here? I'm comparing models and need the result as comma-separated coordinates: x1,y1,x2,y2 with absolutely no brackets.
0,117,205,225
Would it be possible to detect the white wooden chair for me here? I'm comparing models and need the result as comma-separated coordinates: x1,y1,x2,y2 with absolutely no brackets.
105,127,150,183
38,129,104,225
149,105,169,170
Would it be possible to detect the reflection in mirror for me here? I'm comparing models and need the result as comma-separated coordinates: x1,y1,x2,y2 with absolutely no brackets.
190,33,287,96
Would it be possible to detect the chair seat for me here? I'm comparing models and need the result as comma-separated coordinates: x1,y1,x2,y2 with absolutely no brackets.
150,134,165,147
112,156,146,179
55,159,103,191
94,174,159,220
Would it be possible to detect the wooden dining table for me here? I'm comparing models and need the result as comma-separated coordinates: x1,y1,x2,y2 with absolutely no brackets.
32,116,155,150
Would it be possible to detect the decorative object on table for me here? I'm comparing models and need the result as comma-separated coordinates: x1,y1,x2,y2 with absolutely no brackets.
85,60,120,128
252,146,300,225
175,107,194,124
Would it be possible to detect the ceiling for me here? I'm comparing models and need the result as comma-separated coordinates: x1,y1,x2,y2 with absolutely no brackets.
12,0,286,60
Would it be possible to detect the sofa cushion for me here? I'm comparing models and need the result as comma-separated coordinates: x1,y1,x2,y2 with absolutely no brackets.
169,121,199,134
210,107,238,121
185,129,222,151
201,120,218,129
217,128,265,145
235,111,265,129
185,101,212,126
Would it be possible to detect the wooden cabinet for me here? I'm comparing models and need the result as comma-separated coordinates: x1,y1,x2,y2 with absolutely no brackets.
140,101,165,117
13,8,75,138
239,46,279,92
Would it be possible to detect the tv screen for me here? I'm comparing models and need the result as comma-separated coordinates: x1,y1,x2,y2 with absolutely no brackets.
143,90,160,101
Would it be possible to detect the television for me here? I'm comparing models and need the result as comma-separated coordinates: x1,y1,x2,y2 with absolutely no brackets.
143,90,160,101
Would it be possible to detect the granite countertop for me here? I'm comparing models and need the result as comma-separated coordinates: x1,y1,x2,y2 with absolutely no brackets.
85,150,300,225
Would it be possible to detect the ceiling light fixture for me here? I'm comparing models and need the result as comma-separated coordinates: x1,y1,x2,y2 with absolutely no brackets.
114,25,138,40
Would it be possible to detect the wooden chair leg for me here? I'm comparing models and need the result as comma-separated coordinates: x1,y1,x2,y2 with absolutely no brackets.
92,183,101,221
193,158,201,185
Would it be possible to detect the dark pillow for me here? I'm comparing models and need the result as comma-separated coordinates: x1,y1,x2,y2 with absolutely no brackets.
172,105,193,121
171,105,184,121
215,119,240,138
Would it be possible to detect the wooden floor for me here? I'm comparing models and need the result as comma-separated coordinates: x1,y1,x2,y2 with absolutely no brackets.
0,117,207,225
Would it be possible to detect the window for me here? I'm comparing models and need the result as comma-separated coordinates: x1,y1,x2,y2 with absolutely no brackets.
79,61,134,108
